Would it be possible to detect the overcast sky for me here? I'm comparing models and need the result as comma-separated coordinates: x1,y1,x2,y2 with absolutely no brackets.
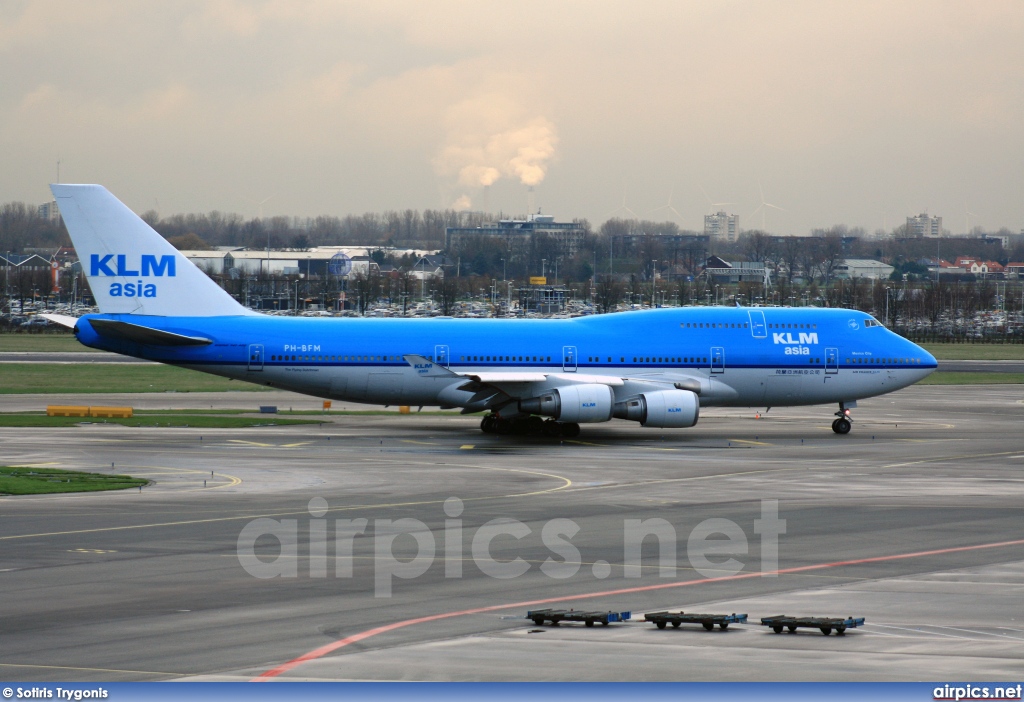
2,1,1022,235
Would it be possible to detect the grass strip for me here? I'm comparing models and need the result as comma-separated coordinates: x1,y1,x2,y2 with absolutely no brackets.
918,343,1024,360
0,363,268,394
0,334,83,353
0,466,147,495
917,371,1024,385
0,414,322,428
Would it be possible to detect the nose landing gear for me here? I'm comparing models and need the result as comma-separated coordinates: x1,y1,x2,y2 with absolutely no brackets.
832,403,853,434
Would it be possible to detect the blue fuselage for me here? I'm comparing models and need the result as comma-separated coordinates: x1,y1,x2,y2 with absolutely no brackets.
71,307,936,409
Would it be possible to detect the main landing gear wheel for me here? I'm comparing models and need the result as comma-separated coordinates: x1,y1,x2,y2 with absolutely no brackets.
832,417,851,434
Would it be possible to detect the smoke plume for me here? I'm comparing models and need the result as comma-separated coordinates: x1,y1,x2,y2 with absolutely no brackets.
435,105,558,210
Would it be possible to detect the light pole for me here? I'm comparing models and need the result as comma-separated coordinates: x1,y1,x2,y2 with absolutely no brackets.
501,257,506,283
652,259,657,308
507,281,513,316
542,259,547,280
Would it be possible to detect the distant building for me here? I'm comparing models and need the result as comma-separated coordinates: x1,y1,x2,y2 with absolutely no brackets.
834,259,895,281
906,213,942,238
37,200,61,225
518,285,567,315
446,213,587,257
176,248,394,277
982,234,1009,248
704,211,739,243
702,256,769,285
924,258,967,277
1004,262,1024,279
953,257,1003,277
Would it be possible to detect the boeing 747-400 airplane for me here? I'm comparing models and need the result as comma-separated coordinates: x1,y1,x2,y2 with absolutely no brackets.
42,185,937,437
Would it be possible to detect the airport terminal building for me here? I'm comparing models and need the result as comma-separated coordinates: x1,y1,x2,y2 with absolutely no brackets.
445,213,588,257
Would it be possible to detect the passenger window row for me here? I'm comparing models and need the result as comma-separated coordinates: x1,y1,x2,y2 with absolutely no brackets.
582,356,708,364
459,355,552,362
269,355,400,362
846,357,922,365
681,322,749,329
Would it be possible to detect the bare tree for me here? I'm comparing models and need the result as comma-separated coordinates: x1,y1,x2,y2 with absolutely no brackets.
780,236,803,284
595,275,624,314
741,230,775,264
797,237,824,286
819,231,845,286
349,270,380,315
436,275,461,315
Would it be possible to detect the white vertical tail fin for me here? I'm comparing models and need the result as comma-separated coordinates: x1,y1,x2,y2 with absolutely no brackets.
52,184,254,317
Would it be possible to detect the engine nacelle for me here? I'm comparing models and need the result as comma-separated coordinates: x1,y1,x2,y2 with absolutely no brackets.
519,384,614,423
613,389,699,428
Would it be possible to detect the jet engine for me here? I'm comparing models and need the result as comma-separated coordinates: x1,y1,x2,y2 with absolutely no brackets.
519,384,614,423
613,389,699,428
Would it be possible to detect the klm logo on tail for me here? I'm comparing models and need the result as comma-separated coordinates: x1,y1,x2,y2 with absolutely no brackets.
90,254,176,298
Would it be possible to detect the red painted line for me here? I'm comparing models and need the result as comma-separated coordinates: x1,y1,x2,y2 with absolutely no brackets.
253,537,1024,681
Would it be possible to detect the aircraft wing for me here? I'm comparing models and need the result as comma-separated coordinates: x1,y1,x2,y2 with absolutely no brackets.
404,353,647,411
406,355,622,387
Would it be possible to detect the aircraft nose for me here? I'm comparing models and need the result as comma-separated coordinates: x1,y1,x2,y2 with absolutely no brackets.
911,341,938,375
918,343,937,367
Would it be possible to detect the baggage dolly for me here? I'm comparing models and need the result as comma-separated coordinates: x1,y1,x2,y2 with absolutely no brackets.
760,615,865,636
644,611,747,631
526,609,631,627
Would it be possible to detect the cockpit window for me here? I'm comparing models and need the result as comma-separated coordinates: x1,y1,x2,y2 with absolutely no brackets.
863,318,881,328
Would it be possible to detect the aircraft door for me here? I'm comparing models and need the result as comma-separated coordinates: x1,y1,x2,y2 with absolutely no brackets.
562,346,578,372
825,347,838,374
747,310,767,338
710,346,725,374
247,344,264,371
434,345,450,368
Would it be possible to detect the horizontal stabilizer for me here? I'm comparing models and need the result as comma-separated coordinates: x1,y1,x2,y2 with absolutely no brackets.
38,313,79,329
89,319,212,346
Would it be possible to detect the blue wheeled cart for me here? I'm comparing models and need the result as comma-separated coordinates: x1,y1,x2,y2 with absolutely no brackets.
644,611,748,631
526,609,631,627
761,615,865,636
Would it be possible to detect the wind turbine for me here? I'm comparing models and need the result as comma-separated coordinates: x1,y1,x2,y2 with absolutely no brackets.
250,195,273,220
605,185,639,220
698,184,734,215
748,180,785,232
645,186,686,223
964,202,979,235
